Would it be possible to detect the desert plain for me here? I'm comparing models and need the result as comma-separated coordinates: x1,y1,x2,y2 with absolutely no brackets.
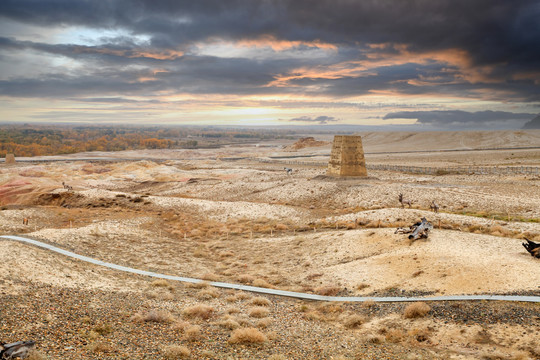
1,129,539,360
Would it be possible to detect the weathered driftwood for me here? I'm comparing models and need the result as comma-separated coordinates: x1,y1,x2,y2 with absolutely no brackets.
522,238,540,258
0,340,35,359
395,217,433,241
398,193,412,208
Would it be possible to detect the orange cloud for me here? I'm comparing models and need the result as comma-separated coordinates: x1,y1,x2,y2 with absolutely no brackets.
236,35,337,51
73,46,184,60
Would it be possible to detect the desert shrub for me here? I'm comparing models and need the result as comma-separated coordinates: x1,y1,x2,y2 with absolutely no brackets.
201,273,219,281
226,307,241,314
248,306,270,318
171,320,191,332
250,296,271,306
314,285,341,296
343,314,366,329
408,327,430,343
362,299,376,309
228,328,267,344
252,279,273,288
132,310,175,323
151,279,171,287
256,318,272,328
88,341,115,353
162,345,191,359
235,292,252,301
219,317,240,330
184,325,202,341
182,304,214,319
403,302,431,319
356,283,370,291
237,274,255,284
187,281,209,289
196,287,220,300
385,328,405,343
474,329,493,344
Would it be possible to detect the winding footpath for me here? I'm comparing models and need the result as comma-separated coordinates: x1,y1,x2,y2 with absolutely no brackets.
2,235,539,303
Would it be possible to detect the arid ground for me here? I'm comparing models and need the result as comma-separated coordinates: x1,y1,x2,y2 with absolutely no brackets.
1,130,539,359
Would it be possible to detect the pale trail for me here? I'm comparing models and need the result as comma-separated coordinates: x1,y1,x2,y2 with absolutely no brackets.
2,235,539,303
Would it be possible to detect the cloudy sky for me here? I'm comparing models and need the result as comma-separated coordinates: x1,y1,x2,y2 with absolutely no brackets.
0,0,539,129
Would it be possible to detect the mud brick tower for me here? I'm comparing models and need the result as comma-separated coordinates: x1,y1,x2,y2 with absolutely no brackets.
5,154,15,164
327,135,367,177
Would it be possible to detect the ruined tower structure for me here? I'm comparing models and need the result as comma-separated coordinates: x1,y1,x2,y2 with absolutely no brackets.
327,135,367,177
5,154,15,165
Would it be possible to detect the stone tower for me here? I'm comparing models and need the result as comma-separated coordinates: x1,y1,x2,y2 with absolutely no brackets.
5,154,16,165
327,135,367,177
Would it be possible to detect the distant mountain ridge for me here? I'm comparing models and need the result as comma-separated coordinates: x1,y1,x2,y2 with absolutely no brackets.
522,114,540,129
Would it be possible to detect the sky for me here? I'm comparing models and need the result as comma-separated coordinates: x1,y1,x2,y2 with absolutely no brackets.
0,0,539,130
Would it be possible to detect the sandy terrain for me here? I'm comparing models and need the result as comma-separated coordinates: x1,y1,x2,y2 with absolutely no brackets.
1,130,539,359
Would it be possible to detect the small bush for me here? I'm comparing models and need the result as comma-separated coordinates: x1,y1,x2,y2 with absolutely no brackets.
228,327,267,344
256,318,272,328
88,341,115,353
182,304,214,319
314,285,340,296
151,279,171,287
248,306,270,318
132,310,175,323
196,287,220,300
162,345,191,359
93,324,113,335
343,314,366,329
403,302,431,319
250,297,271,306
219,317,240,330
184,325,202,341
252,279,273,288
385,328,405,343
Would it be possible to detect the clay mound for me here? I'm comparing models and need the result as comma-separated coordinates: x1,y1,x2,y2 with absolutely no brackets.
284,137,330,151
34,191,84,207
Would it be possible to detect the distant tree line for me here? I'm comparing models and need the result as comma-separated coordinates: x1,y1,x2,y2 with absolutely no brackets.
0,125,293,157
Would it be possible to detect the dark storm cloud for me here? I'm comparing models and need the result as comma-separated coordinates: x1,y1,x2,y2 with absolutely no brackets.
2,0,539,66
0,0,539,104
290,115,338,124
383,110,536,128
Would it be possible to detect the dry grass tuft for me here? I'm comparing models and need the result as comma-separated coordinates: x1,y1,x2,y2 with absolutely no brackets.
362,299,376,309
201,272,219,281
184,325,202,341
228,327,267,344
225,307,241,314
196,287,220,300
314,285,341,296
403,302,431,319
343,314,366,329
162,345,191,359
235,292,252,301
151,279,171,287
256,317,272,328
88,341,115,353
252,279,273,288
250,296,271,306
237,274,255,284
385,328,405,343
218,317,240,330
171,320,191,332
182,304,214,320
132,309,175,323
248,306,270,318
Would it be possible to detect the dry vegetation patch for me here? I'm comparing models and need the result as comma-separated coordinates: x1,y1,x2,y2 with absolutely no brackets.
403,302,431,319
228,327,267,344
182,304,214,319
